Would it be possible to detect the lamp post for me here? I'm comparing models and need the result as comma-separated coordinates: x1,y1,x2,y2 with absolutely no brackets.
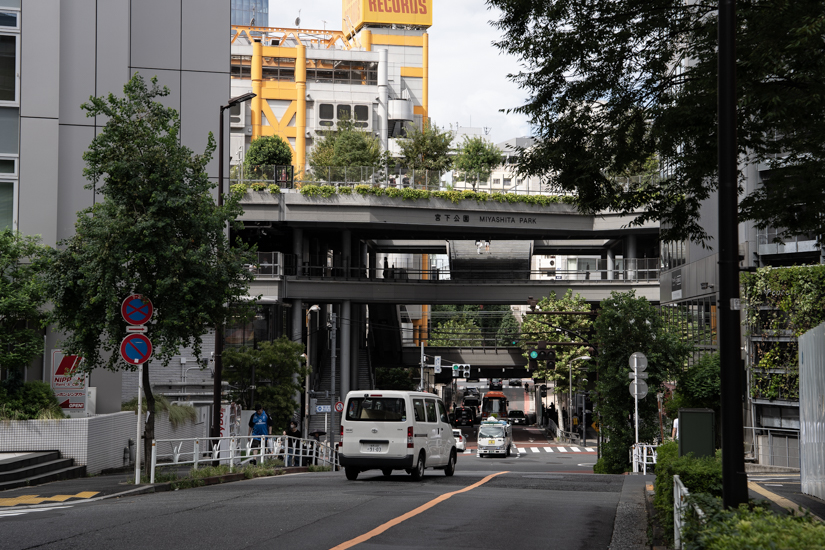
211,92,256,441
568,356,591,441
304,305,320,438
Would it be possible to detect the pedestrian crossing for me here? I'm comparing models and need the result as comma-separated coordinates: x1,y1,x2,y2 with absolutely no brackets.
462,446,595,455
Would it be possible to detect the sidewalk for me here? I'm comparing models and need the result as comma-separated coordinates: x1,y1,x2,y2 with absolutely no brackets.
0,465,313,510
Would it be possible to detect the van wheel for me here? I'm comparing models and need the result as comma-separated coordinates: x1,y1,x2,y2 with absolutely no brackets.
345,467,359,481
382,468,392,477
410,452,425,481
444,451,456,477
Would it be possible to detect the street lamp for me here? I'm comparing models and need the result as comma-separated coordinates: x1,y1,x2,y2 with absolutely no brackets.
304,304,320,437
568,355,591,442
211,92,257,441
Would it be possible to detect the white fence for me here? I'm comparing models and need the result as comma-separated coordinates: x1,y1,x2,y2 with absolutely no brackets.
673,474,706,550
149,435,338,483
630,443,658,474
800,321,825,500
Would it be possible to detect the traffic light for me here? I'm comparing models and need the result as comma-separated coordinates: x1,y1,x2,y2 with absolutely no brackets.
528,349,539,371
462,364,471,378
540,385,547,397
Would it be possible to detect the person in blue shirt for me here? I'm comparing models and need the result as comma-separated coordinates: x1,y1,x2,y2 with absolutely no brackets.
247,403,272,463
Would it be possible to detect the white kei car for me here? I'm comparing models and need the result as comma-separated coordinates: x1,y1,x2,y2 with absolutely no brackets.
452,429,466,452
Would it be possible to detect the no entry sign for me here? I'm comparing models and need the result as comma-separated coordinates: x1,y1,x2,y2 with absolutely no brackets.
120,333,153,365
121,294,153,326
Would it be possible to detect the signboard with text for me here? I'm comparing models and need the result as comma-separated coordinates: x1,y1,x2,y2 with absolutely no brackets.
343,0,432,35
51,350,87,413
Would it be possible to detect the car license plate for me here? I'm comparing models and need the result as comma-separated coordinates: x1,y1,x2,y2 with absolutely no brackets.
362,444,382,453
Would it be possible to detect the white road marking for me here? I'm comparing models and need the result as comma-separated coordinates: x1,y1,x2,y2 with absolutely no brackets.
556,447,567,452
585,447,596,452
530,447,540,453
0,506,69,519
518,448,526,454
570,447,582,452
544,447,554,452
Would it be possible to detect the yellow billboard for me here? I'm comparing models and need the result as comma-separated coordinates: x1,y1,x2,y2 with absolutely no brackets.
343,0,432,35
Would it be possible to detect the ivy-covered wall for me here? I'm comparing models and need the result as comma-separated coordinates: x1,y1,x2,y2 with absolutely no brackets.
741,265,825,403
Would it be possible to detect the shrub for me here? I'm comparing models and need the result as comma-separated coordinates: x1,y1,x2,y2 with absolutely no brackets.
267,184,281,194
250,182,266,192
653,441,723,543
0,381,66,420
683,499,825,550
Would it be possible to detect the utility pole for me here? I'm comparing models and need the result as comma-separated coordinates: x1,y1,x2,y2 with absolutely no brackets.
419,342,425,391
330,312,337,447
718,0,749,507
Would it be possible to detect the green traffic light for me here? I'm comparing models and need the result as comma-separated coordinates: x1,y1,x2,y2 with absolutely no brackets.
529,350,539,359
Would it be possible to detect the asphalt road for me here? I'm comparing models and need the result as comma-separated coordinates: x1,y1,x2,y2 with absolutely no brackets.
2,454,618,550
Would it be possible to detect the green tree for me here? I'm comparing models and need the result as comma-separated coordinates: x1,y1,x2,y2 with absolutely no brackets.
44,75,255,466
244,135,293,170
430,304,517,347
488,0,825,245
453,136,504,188
308,116,386,170
429,318,482,347
520,290,593,394
375,367,416,391
666,352,722,448
0,230,50,386
397,122,454,172
592,291,690,473
222,337,306,432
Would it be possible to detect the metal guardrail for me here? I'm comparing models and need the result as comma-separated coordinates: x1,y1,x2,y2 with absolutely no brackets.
630,443,658,474
149,435,338,483
674,474,706,550
278,254,660,283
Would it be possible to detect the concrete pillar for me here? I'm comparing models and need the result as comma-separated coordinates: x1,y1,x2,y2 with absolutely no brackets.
350,305,361,390
291,299,303,420
378,49,389,153
342,230,352,278
607,248,615,280
422,32,429,122
362,29,372,51
369,249,377,280
341,301,351,399
292,228,303,275
626,235,637,280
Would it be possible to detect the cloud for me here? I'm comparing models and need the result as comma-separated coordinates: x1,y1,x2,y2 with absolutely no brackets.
269,0,532,144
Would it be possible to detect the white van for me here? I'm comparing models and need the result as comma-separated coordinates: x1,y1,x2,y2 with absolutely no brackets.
339,390,457,481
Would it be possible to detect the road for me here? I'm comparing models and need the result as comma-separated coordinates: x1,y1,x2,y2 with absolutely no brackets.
1,381,626,550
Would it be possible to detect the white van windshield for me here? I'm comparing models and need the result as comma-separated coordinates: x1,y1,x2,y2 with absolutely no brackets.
479,425,505,438
346,398,407,422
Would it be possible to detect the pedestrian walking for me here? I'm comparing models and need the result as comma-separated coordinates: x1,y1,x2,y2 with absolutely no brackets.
247,404,272,465
284,420,303,467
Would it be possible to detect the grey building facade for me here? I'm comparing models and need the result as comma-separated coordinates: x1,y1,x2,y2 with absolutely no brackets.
10,0,230,414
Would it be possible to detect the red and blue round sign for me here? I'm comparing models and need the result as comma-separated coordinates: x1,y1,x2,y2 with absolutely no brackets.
120,333,153,365
121,294,153,326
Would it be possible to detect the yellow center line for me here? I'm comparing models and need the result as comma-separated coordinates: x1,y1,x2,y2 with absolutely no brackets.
330,471,509,550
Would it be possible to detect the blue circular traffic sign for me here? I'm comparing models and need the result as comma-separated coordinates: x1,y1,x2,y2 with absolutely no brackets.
121,295,153,326
120,333,153,365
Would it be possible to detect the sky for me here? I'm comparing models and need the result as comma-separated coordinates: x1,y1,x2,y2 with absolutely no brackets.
268,0,533,144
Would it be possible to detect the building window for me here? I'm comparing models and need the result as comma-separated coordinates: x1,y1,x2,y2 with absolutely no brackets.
503,178,512,186
0,11,18,29
354,105,369,128
337,104,351,120
0,33,17,103
493,178,500,185
0,180,13,229
319,104,334,127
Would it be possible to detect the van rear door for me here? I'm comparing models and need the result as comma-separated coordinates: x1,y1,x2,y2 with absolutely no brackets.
344,395,409,458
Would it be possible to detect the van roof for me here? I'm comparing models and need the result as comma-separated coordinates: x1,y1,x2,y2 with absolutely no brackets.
345,390,440,398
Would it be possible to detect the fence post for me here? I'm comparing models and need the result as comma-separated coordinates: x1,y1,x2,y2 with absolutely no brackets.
229,437,235,472
150,439,157,484
193,439,200,470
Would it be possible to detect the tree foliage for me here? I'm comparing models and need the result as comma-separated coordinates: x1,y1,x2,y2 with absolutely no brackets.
222,337,306,432
0,230,50,382
488,0,825,244
308,115,387,170
375,367,416,391
453,135,504,185
44,75,255,461
397,122,454,172
244,135,293,170
592,291,690,473
430,304,518,347
429,318,482,347
520,290,593,393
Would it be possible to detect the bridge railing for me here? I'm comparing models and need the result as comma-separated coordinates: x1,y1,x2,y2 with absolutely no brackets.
231,164,571,196
277,254,659,282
